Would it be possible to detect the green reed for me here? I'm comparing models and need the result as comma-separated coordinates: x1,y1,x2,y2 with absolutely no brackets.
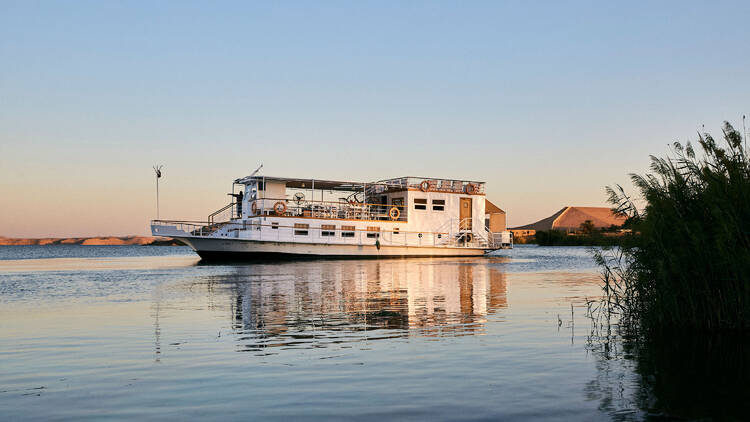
594,121,750,333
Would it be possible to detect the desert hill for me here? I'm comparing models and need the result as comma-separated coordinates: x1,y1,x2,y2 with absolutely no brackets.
0,236,181,246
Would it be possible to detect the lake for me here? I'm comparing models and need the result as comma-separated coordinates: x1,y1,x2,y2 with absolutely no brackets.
1,245,735,421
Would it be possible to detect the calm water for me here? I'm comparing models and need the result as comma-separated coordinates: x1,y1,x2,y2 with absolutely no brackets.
0,245,736,420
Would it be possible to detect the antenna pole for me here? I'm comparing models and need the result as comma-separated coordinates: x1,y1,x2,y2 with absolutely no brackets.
153,165,163,220
249,164,263,178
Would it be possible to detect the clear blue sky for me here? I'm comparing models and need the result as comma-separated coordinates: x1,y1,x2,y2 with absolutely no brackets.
1,1,749,237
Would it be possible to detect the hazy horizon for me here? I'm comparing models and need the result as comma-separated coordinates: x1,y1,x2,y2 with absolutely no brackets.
2,1,749,238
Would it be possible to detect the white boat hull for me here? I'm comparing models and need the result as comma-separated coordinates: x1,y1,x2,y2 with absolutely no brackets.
175,237,488,259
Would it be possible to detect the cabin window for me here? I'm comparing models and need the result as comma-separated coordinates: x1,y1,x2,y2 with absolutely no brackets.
393,228,400,235
414,198,427,210
271,222,279,230
341,225,355,238
294,223,309,236
432,199,445,211
321,224,336,237
392,198,404,207
366,227,380,239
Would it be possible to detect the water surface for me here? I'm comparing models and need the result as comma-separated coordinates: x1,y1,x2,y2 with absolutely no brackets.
1,245,644,420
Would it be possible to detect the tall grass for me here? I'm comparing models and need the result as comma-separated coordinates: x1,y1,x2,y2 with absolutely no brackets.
595,121,750,333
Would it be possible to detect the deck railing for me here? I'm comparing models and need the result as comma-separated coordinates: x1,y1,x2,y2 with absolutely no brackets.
151,216,500,250
208,202,237,224
373,177,486,195
250,198,408,222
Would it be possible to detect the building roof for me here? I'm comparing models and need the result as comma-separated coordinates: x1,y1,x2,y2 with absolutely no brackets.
485,199,505,214
511,206,626,231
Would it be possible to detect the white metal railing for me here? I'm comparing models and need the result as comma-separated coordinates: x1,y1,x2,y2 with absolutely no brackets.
248,198,408,222
208,201,239,224
430,217,497,249
373,177,486,195
150,218,501,250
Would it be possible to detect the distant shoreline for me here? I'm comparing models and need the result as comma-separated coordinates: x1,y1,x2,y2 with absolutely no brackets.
0,236,181,246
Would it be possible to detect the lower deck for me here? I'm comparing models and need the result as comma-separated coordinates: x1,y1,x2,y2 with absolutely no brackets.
152,215,510,254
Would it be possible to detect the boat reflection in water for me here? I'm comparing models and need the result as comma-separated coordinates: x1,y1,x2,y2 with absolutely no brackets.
196,259,508,352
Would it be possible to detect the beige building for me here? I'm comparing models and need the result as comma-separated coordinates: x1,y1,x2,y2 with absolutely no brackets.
485,199,507,233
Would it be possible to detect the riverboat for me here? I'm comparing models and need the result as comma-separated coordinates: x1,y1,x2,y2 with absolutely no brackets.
150,171,512,259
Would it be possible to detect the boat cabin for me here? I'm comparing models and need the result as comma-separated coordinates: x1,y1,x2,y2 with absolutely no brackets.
235,175,487,234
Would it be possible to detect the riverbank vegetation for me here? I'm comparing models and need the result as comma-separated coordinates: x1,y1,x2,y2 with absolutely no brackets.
594,121,750,333
534,223,633,246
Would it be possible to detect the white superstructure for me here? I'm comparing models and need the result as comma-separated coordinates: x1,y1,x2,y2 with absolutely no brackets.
150,173,512,259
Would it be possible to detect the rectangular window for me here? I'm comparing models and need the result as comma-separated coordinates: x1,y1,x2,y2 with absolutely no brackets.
271,222,279,230
341,225,355,238
392,198,404,207
432,199,445,211
321,224,336,237
393,228,400,235
294,223,309,236
366,226,380,239
414,198,427,210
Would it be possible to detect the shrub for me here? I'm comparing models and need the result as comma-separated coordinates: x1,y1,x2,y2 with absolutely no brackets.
596,122,750,332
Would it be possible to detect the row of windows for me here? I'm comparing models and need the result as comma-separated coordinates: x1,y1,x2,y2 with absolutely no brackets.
383,197,452,211
414,198,445,211
273,223,382,237
263,222,441,240
266,222,407,238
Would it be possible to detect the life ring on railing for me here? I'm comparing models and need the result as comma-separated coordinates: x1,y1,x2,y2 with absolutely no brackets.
465,183,478,195
273,201,287,215
251,201,258,215
388,207,400,220
419,180,430,192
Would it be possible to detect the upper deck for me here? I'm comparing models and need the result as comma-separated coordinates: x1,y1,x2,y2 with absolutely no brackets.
229,175,486,223
236,175,486,195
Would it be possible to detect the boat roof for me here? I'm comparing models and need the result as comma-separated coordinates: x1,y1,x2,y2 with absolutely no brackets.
236,175,485,191
235,175,391,191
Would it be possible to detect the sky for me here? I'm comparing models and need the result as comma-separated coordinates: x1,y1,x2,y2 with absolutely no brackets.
1,1,749,237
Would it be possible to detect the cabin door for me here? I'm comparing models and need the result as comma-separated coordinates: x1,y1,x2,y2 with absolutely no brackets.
460,198,472,230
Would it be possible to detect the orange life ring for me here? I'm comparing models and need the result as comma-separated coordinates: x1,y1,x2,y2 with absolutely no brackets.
419,180,430,192
251,201,258,214
465,183,478,195
388,207,400,220
273,201,287,215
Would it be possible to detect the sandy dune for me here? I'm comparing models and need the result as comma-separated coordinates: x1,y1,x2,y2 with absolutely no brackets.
0,236,180,246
